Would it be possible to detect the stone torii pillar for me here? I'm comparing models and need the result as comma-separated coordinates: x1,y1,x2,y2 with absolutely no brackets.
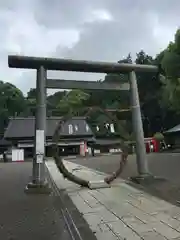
129,71,149,176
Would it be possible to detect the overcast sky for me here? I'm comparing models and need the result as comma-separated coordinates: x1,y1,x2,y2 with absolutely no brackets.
0,0,179,95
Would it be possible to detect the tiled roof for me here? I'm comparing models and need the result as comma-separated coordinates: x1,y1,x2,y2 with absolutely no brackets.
4,117,94,139
164,124,180,134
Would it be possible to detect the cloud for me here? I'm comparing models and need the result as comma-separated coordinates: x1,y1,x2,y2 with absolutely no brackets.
0,0,179,94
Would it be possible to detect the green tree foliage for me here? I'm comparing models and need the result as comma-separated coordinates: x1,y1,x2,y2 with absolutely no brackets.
56,89,90,116
23,88,37,116
0,81,26,134
135,50,163,135
47,91,66,116
156,28,180,129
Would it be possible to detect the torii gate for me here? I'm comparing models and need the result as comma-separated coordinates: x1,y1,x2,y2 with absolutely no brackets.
8,55,158,192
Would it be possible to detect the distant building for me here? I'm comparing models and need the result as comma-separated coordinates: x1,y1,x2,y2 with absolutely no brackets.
4,117,95,158
164,124,180,149
3,116,126,158
88,122,123,155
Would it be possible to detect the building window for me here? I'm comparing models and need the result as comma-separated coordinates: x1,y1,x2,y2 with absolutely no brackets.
86,124,89,132
110,123,115,133
68,124,73,134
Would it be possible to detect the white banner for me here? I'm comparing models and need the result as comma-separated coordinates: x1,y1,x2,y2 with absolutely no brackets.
36,130,45,154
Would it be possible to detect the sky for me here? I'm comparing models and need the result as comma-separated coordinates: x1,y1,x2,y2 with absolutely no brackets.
0,0,179,95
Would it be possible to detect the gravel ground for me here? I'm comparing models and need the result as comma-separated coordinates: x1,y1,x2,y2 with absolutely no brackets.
0,162,97,240
69,153,180,206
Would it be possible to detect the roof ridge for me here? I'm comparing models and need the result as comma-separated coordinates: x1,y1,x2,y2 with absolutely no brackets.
9,116,86,120
4,116,93,139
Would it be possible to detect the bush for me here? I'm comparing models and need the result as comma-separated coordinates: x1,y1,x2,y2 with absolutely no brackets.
153,132,164,141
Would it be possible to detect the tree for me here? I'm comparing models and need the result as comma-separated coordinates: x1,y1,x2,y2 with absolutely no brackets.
160,28,180,115
23,88,66,117
23,88,37,116
47,90,66,116
134,50,162,135
153,132,164,141
56,89,90,116
0,81,26,133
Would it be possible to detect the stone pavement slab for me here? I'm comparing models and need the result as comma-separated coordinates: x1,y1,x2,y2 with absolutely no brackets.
46,159,180,240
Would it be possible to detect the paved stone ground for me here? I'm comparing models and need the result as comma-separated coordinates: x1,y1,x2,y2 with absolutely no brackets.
0,162,97,240
68,153,180,206
46,159,180,240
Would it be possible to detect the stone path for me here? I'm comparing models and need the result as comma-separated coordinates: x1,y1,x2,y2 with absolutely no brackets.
46,159,180,240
